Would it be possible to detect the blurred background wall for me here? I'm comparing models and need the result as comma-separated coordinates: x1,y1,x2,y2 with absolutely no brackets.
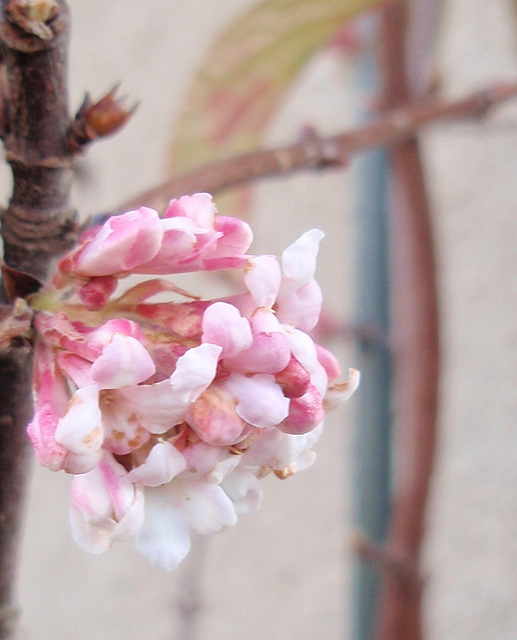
7,0,517,638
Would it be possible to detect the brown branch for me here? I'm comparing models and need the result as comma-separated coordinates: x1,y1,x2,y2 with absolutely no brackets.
0,2,75,636
0,0,78,284
376,2,440,639
0,342,32,638
117,82,517,213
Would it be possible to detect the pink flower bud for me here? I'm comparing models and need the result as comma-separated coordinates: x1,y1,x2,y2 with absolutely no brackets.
275,355,311,399
59,207,164,278
78,276,118,310
186,384,248,447
278,385,324,435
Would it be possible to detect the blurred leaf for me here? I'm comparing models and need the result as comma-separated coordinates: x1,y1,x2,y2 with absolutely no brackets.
170,0,385,174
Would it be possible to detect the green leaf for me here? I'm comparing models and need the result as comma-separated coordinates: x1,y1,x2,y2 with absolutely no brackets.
170,0,386,174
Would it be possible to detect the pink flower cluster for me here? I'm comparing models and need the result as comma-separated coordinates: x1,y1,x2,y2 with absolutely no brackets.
28,193,358,570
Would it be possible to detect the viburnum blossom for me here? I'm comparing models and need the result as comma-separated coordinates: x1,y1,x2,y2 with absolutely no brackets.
28,192,359,571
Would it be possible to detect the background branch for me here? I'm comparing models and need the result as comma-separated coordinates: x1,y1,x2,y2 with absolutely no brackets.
117,82,517,214
376,2,440,639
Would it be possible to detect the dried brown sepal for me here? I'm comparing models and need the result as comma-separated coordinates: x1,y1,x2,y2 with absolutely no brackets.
1,262,42,302
0,299,33,349
273,463,297,479
66,86,138,153
5,0,58,40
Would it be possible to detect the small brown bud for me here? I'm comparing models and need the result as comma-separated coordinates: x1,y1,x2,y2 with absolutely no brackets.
67,85,137,153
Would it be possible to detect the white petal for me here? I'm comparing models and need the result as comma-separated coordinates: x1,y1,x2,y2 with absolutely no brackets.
70,504,113,554
111,489,145,542
136,487,191,571
109,380,188,436
55,386,103,455
244,255,281,308
285,328,318,372
223,373,290,428
324,368,361,410
276,279,323,331
180,441,240,483
281,229,324,289
128,442,187,487
70,465,112,521
169,343,222,403
242,428,313,471
221,467,262,515
173,478,238,535
63,450,102,474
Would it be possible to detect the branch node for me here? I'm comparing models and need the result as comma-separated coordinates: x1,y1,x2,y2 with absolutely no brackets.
351,530,420,587
298,125,346,169
5,0,58,41
0,298,33,349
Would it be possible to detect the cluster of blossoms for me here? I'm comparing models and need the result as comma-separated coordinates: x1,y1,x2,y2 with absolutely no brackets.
28,193,358,570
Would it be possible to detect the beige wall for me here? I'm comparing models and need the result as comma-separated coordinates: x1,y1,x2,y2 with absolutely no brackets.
13,1,517,638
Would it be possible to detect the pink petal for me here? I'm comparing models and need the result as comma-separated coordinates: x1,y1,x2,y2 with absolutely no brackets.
27,343,69,471
223,330,291,374
278,384,324,435
316,344,342,381
27,405,67,471
91,334,155,389
274,355,311,398
169,343,222,403
201,302,252,357
164,193,216,228
212,215,253,257
186,384,248,447
57,353,94,388
65,207,163,277
223,310,291,374
77,276,118,310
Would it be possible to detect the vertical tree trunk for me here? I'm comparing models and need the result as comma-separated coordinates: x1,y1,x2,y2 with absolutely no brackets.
0,2,76,635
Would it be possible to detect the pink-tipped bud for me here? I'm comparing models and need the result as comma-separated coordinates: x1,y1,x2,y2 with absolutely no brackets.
78,276,118,311
279,385,324,435
274,355,310,399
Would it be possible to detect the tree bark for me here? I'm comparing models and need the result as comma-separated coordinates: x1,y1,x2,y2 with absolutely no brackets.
0,2,76,635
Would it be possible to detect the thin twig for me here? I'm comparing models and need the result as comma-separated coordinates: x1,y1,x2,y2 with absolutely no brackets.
117,82,517,213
